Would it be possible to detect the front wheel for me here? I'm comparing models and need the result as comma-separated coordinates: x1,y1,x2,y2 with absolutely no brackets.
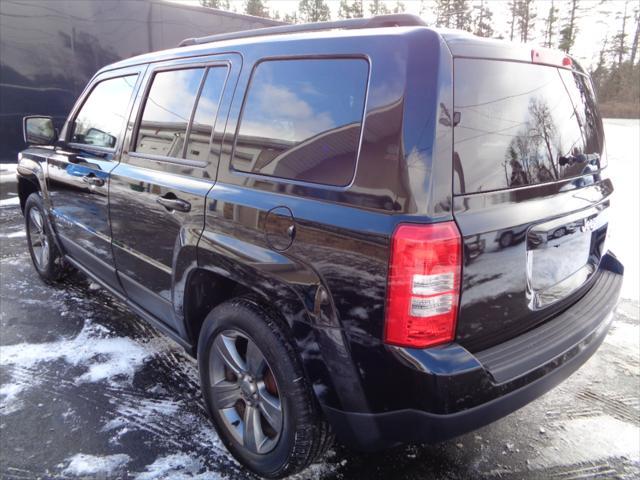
198,296,333,479
24,193,67,283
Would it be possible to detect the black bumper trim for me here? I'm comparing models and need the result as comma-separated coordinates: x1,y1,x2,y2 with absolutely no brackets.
322,254,622,451
476,266,622,384
324,308,613,451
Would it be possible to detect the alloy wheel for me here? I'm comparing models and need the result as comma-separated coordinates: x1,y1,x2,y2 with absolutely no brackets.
209,329,283,455
28,207,49,269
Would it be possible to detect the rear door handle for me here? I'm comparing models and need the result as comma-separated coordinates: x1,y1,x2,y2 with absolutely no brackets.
156,196,191,213
81,174,105,187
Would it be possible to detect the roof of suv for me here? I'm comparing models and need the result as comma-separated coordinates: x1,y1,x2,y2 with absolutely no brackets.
98,13,575,76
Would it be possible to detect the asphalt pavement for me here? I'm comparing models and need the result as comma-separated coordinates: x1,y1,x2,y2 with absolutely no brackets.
1,167,638,480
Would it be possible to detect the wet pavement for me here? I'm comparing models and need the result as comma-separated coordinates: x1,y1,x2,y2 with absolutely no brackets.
1,156,639,479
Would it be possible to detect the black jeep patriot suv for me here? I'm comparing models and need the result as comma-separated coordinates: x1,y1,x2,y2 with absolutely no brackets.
17,14,623,479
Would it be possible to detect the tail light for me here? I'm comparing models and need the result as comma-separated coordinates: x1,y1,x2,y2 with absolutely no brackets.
531,48,572,69
384,222,462,348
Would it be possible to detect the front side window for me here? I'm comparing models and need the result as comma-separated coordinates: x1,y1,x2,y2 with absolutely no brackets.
135,68,205,158
71,75,137,149
232,58,369,186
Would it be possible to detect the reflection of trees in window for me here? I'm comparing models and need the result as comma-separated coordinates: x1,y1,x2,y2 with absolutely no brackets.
529,97,559,179
503,97,560,186
564,71,602,155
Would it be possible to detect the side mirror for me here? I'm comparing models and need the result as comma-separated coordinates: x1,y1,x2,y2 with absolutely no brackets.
23,116,56,145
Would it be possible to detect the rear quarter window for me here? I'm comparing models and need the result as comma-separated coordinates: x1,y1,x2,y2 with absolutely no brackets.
453,59,604,194
231,58,369,186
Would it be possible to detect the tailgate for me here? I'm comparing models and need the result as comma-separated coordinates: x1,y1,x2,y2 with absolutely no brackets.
451,58,609,352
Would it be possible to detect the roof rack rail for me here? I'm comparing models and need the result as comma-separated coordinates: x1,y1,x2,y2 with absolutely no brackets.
178,13,427,47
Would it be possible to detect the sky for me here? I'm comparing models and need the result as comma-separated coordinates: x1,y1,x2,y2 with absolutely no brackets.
171,0,636,70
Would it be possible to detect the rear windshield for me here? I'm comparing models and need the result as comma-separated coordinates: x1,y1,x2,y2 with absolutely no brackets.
453,59,604,194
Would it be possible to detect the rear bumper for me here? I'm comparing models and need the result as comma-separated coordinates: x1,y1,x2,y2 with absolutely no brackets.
324,253,623,451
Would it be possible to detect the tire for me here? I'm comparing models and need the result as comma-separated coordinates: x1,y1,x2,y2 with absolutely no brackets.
198,296,333,479
499,231,514,249
24,192,67,283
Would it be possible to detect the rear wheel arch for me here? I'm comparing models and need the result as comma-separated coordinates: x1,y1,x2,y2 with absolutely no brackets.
182,267,254,350
197,295,334,477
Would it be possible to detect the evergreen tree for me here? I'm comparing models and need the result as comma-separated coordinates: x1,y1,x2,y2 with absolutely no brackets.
473,0,494,38
452,0,472,31
508,0,517,41
591,36,609,94
558,0,579,53
516,0,536,43
543,0,559,48
245,0,269,18
630,6,640,65
435,0,454,28
393,1,406,14
298,0,331,22
338,0,363,19
435,0,471,31
369,0,390,16
610,0,632,68
200,0,231,8
283,11,299,23
418,0,428,16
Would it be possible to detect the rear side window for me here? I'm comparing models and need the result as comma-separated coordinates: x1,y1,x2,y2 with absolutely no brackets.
71,75,137,149
453,59,604,194
232,58,369,186
185,67,228,163
135,68,204,159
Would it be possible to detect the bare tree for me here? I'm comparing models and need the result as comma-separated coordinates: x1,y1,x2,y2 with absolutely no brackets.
528,97,559,180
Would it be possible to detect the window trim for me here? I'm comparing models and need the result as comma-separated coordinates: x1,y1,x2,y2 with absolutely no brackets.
130,61,231,168
229,55,371,190
66,72,141,155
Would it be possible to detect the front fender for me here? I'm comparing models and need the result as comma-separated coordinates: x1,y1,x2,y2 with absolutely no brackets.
17,148,52,208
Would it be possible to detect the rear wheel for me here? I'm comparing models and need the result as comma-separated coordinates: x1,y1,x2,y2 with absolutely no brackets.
499,230,514,249
24,193,67,283
198,296,333,479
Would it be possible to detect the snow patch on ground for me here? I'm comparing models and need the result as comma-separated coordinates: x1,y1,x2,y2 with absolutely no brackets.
135,453,212,480
0,321,153,385
0,230,25,238
605,119,640,301
529,415,640,469
0,383,26,415
0,196,20,207
62,453,130,477
607,320,640,356
0,320,164,415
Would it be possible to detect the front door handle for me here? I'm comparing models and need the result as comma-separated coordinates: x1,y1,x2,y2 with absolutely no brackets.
156,195,191,213
81,174,105,187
